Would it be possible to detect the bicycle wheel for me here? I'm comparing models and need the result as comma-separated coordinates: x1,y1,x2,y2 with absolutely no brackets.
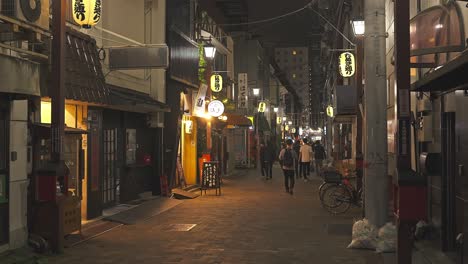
321,185,352,214
318,182,337,201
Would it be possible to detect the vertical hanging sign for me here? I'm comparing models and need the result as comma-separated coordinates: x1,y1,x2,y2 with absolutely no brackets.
338,52,356,77
238,73,248,109
194,84,208,116
210,74,223,92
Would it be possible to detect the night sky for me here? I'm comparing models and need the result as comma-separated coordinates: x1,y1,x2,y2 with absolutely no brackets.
245,0,321,47
197,0,324,47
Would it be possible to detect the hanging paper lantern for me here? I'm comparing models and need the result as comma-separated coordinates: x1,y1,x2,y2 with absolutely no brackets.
72,0,102,29
326,105,334,117
258,102,266,113
338,52,355,77
210,74,223,92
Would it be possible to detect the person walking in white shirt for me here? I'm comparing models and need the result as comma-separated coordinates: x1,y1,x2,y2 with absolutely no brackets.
299,138,313,182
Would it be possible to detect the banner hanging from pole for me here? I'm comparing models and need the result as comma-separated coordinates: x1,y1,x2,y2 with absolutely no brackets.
193,84,208,116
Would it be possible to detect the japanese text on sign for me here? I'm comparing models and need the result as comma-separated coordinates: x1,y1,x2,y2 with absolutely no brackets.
238,73,248,109
339,52,355,77
207,100,225,117
210,74,223,92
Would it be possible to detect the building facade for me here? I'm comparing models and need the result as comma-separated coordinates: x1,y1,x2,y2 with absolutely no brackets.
274,47,310,116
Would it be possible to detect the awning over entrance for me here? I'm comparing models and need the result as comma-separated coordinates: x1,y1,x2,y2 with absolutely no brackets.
32,123,88,135
64,27,111,105
411,50,468,92
225,113,251,127
333,115,354,124
109,85,170,113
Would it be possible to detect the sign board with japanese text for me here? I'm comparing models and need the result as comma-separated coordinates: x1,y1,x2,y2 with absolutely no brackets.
210,74,223,92
207,100,225,117
72,0,102,28
201,162,221,195
193,84,208,116
238,73,248,109
338,52,356,77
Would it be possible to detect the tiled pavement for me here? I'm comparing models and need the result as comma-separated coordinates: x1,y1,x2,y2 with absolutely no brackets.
48,167,394,264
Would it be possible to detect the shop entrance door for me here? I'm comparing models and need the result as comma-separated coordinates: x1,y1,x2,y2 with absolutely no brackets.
0,108,9,245
102,129,118,208
87,109,103,219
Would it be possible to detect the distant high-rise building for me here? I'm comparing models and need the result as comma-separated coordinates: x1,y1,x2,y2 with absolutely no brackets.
274,47,310,115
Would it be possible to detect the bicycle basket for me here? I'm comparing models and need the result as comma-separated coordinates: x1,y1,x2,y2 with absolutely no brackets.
323,171,342,183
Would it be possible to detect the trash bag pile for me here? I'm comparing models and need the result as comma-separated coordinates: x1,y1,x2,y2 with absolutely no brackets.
348,219,396,253
347,219,378,249
376,222,397,253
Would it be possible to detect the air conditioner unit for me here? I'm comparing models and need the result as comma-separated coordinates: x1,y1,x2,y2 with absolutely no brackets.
0,0,49,30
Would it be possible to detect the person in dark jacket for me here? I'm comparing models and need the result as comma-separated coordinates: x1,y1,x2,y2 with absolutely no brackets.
279,139,298,194
314,140,326,177
292,136,301,179
260,142,267,177
261,141,275,179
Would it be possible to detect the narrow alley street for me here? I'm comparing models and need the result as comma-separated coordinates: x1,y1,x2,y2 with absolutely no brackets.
48,167,389,264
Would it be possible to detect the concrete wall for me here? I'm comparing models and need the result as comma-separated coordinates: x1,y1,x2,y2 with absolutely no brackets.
385,0,424,176
8,101,29,250
77,0,166,103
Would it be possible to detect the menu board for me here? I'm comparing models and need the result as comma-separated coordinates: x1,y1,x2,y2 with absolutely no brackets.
201,162,220,189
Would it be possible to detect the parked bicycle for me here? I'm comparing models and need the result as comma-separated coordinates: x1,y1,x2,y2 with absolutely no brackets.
318,168,356,201
320,173,362,215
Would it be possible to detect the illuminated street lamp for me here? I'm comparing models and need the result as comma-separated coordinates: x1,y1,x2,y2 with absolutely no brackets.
273,107,279,113
204,42,216,59
253,88,260,96
351,17,365,37
288,121,293,125
282,117,287,121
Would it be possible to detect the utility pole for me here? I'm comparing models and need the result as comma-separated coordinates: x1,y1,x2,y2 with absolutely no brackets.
364,0,388,227
394,0,414,262
355,37,364,201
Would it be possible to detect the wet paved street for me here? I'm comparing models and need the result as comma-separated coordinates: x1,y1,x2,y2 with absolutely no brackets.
48,167,391,264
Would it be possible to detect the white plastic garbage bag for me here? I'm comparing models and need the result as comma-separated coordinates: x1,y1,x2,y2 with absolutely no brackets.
347,219,378,250
376,222,397,253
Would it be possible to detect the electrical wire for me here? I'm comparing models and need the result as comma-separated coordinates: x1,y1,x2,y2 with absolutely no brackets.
216,1,313,26
307,6,355,47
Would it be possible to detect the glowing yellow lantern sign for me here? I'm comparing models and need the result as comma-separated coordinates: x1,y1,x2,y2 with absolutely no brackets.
72,0,102,29
326,105,334,117
247,116,254,126
338,52,355,77
258,102,266,113
277,117,282,124
210,74,223,92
